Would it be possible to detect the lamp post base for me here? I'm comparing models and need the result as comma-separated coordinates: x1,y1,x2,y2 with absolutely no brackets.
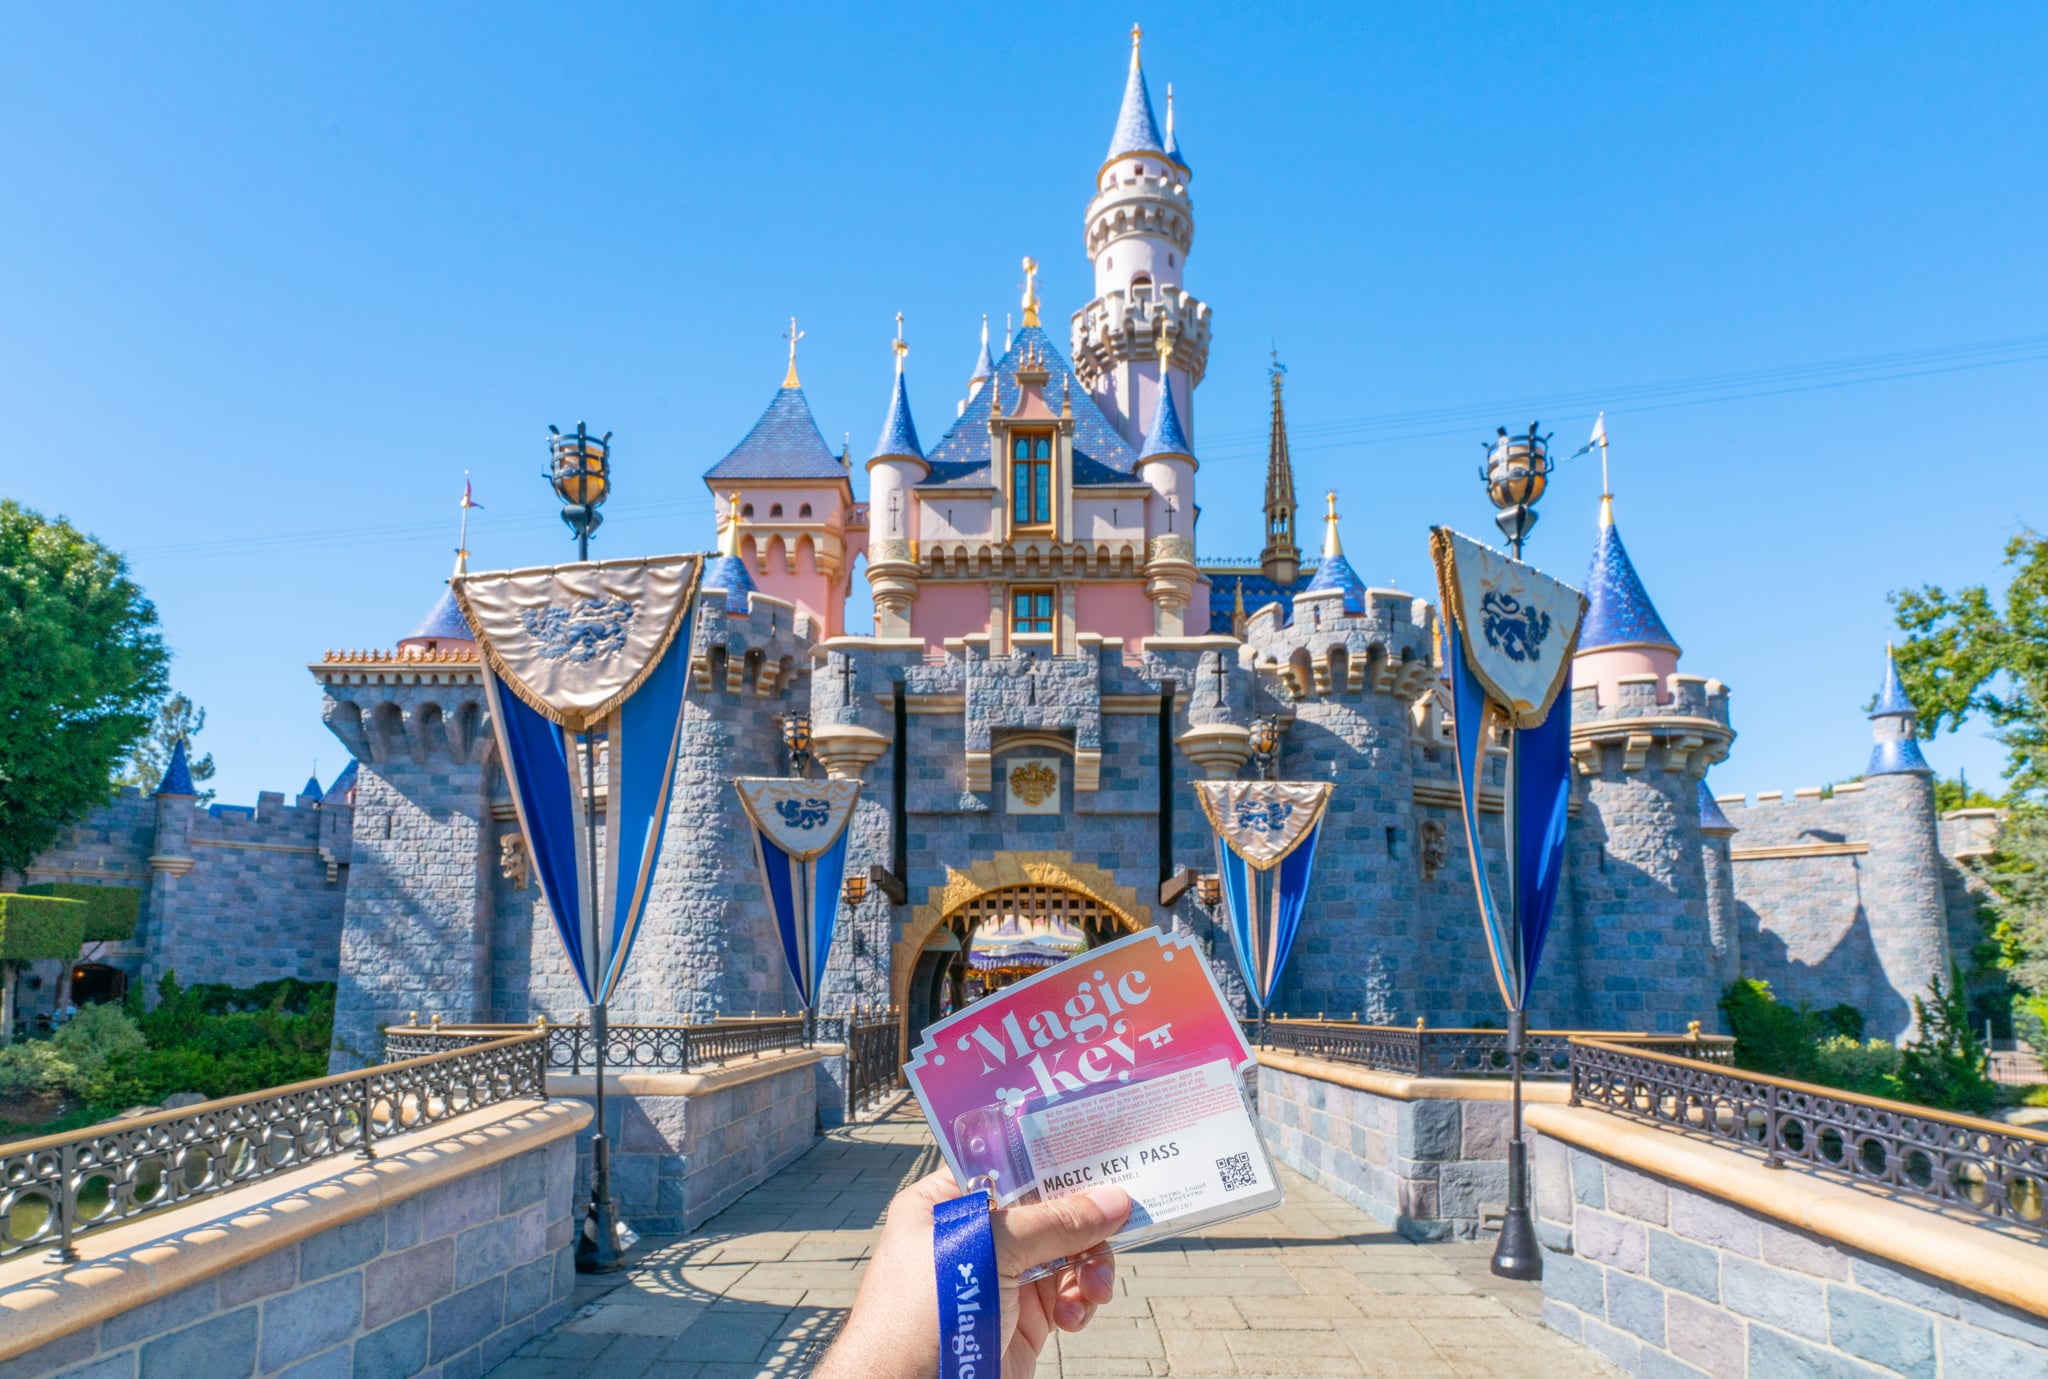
1490,1200,1543,1280
575,1135,631,1274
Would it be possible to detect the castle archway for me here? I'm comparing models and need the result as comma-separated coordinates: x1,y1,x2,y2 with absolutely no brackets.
893,851,1148,1059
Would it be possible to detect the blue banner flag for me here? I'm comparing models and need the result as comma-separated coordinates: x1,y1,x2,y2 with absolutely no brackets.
735,778,862,1012
1195,781,1333,1013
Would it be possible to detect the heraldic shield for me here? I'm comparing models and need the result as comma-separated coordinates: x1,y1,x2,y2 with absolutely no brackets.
734,778,861,1013
1195,781,1333,1014
1429,527,1586,730
454,555,702,1006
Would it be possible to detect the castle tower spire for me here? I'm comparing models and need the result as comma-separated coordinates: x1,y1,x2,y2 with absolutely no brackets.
1072,28,1212,448
1260,353,1300,585
1867,644,1933,775
865,315,929,639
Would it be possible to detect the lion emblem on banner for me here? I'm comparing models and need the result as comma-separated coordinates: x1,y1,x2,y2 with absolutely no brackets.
1481,588,1551,664
520,596,636,664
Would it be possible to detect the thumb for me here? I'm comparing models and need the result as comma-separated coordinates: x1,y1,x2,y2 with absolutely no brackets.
992,1185,1131,1276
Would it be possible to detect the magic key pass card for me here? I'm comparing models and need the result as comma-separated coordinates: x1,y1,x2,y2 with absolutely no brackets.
904,929,1284,1271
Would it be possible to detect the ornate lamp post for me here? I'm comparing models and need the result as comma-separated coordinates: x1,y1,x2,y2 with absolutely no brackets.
549,422,612,562
1479,422,1552,558
1250,715,1282,781
781,712,813,779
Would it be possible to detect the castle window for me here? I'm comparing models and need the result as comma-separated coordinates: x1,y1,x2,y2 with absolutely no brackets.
741,503,754,518
1011,433,1053,527
1011,586,1054,637
1130,273,1153,303
1168,253,1176,267
770,503,784,518
799,502,812,517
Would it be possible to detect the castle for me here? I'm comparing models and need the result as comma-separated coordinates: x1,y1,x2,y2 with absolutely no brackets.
9,33,1999,1060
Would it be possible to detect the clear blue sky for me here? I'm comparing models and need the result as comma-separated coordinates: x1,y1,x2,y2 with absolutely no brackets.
6,4,2042,806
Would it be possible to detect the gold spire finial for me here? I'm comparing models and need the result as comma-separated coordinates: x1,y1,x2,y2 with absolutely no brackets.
782,316,805,387
1166,81,1175,138
722,490,744,557
1599,493,1614,528
893,312,908,372
454,470,475,575
1158,329,1175,368
1323,491,1343,559
1131,23,1142,69
1020,256,1040,328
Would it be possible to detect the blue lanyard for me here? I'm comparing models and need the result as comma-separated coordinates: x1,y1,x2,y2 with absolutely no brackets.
933,1189,998,1379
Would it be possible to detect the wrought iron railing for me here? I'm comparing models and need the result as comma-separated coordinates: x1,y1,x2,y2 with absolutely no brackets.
1568,1035,2048,1232
0,1032,546,1264
384,1016,808,1073
1255,1018,1733,1080
823,1011,903,1114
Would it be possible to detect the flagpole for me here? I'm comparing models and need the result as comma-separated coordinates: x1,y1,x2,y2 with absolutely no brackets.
577,727,626,1273
1495,686,1540,1281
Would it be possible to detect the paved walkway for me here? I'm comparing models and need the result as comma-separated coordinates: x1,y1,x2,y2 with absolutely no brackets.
485,1103,1613,1379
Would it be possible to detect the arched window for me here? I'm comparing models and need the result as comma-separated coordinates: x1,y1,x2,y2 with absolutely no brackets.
1011,434,1053,527
769,503,784,518
741,503,754,518
1130,273,1153,303
798,502,812,518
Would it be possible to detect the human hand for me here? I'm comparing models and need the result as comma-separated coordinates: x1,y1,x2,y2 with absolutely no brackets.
816,1169,1130,1378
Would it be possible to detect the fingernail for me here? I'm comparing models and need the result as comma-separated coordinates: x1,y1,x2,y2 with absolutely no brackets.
1085,1258,1115,1294
1085,1185,1131,1223
1057,1297,1083,1329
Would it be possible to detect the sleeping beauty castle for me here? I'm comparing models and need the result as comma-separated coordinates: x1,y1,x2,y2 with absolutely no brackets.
9,31,1998,1062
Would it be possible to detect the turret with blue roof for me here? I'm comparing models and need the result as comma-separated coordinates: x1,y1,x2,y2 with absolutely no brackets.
398,551,476,656
1106,25,1166,164
157,738,197,798
300,774,324,804
967,315,996,401
1163,82,1190,176
703,488,758,614
1137,350,1193,463
1297,492,1366,616
1866,645,1933,775
1580,495,1679,656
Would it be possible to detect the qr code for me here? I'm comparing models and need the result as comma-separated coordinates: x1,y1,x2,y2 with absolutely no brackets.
1216,1151,1257,1192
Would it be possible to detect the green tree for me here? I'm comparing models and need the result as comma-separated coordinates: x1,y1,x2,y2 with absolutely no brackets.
117,692,216,804
0,502,170,874
1895,966,1998,1115
1890,531,2048,803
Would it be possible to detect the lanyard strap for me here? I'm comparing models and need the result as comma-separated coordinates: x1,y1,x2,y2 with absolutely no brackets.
933,1189,999,1379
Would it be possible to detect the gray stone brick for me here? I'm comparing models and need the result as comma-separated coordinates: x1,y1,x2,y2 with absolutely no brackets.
1639,1351,1710,1379
260,1272,363,1373
1759,1219,1847,1280
1545,1248,1606,1315
428,1279,504,1364
5,1336,102,1379
219,1251,298,1308
1849,1257,1958,1318
1826,1286,1934,1378
1937,1319,2048,1376
1607,1272,1668,1345
1605,1163,1671,1225
1576,1209,1647,1274
419,1173,498,1240
1723,1256,1826,1341
1954,1287,2048,1349
1748,1325,1886,1378
140,1310,258,1379
1670,1190,1758,1256
352,1313,429,1379
101,1282,218,1351
1397,1100,1462,1161
1667,1293,1746,1379
1580,1316,1641,1371
1570,1147,1606,1209
453,1217,518,1290
499,1148,548,1216
299,1214,384,1282
364,1238,455,1332
50,1357,134,1379
1541,1299,1584,1341
1649,1229,1720,1302
275,1350,350,1379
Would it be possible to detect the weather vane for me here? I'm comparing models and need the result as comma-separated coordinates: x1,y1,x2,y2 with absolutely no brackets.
783,316,805,387
1020,257,1040,328
893,311,908,367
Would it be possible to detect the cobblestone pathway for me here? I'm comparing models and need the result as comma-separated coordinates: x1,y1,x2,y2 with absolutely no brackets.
484,1103,1612,1379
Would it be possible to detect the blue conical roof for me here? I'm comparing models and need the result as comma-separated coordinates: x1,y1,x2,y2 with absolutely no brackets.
158,739,196,797
1107,55,1166,161
703,551,756,614
1698,781,1736,835
871,368,924,462
1137,378,1192,460
970,323,996,384
1301,553,1366,614
1580,519,1679,653
326,760,359,801
1868,736,1933,777
405,585,473,644
1870,648,1915,719
301,774,324,802
704,386,843,482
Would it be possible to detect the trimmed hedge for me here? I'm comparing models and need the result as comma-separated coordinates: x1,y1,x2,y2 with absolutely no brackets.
20,882,142,942
0,894,86,960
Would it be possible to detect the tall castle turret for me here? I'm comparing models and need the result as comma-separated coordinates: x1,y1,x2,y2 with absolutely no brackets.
1070,26,1212,448
1566,486,1734,1030
1859,647,1952,1031
1260,358,1301,586
865,316,927,639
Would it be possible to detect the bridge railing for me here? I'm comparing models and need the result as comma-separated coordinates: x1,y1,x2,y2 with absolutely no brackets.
818,1009,905,1114
1254,1016,1734,1080
1567,1034,2048,1234
383,1016,806,1073
0,1031,547,1264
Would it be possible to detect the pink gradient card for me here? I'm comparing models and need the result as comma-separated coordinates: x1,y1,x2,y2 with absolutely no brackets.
904,929,1274,1243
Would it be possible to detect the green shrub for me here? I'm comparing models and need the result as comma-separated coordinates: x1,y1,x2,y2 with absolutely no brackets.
1719,978,1821,1080
0,894,85,960
1811,1035,1901,1096
0,1040,78,1098
1896,966,1998,1115
1814,1004,1866,1042
17,883,141,942
50,1003,146,1078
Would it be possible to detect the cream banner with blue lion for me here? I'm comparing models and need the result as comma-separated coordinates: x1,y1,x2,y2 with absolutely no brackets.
734,777,862,1014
